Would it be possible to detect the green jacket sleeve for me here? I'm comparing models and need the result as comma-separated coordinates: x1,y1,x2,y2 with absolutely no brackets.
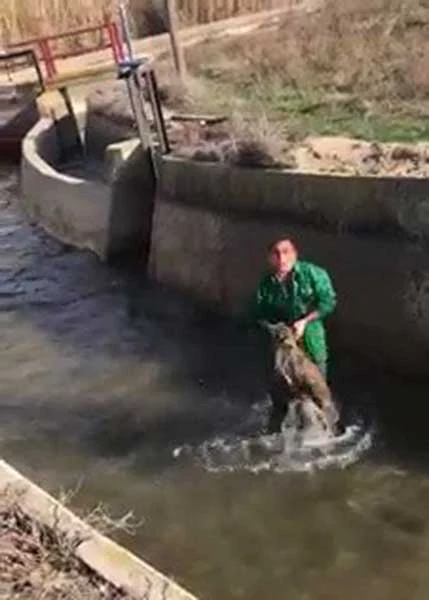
309,265,337,319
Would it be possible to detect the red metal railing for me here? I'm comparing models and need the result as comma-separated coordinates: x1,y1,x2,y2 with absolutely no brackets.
6,16,124,83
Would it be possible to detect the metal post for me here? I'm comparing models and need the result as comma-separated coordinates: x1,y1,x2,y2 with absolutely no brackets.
29,49,45,92
106,21,124,64
117,3,154,160
118,3,133,61
141,65,171,154
165,0,187,80
38,39,56,81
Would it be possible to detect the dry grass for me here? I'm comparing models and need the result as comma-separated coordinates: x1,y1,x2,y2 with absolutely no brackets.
174,112,296,167
185,0,429,141
0,487,143,599
0,0,287,46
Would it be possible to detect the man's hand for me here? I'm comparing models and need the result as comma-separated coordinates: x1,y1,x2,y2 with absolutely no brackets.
292,310,320,340
292,318,307,340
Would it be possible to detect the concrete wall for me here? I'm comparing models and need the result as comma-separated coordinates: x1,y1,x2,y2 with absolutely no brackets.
149,156,429,376
21,117,111,258
20,115,155,262
106,138,156,262
21,114,429,375
85,110,136,163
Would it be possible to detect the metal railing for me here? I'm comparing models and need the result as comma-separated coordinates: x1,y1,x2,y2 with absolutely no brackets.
5,17,124,82
0,48,45,92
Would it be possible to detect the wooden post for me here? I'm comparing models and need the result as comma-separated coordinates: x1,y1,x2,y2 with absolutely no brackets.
165,0,187,80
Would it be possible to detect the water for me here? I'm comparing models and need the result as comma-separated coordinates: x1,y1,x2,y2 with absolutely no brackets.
2,164,429,600
173,398,374,474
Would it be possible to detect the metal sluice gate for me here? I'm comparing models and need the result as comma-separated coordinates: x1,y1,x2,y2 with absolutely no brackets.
116,2,171,179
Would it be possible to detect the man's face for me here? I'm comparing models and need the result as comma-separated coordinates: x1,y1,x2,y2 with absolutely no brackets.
269,240,297,276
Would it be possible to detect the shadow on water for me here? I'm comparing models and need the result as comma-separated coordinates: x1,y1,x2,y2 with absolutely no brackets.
2,164,429,600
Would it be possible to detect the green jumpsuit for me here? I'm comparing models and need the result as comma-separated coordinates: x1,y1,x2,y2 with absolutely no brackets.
248,260,337,377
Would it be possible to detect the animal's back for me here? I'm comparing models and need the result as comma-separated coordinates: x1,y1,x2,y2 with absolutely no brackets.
276,339,332,410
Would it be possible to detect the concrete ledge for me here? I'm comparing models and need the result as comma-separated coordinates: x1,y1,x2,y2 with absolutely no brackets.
20,114,155,263
21,117,111,258
105,138,141,182
157,155,429,242
0,459,197,600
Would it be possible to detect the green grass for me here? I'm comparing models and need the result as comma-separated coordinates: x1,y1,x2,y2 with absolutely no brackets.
193,76,429,143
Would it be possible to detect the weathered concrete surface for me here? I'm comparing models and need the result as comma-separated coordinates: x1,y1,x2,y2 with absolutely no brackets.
20,115,155,262
107,139,156,262
155,157,429,239
21,116,111,258
0,459,198,600
149,157,429,376
85,110,136,163
21,119,429,374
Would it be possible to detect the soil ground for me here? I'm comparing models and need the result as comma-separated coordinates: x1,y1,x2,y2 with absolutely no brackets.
0,494,134,600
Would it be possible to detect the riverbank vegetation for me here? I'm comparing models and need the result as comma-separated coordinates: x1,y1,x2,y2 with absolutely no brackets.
89,0,429,173
180,0,429,143
1,489,142,599
5,0,428,172
1,0,284,45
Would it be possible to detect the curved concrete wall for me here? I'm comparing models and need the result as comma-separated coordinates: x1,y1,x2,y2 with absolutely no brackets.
21,117,111,257
150,156,429,376
21,115,429,375
21,115,155,262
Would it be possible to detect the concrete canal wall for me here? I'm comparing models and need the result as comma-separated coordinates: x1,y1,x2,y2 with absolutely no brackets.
20,110,429,376
20,113,154,261
149,156,429,376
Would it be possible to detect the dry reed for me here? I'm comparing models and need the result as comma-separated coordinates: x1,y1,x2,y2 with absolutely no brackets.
0,0,287,47
186,0,429,119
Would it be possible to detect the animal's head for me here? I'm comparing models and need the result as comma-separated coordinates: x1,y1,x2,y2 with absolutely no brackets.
260,321,299,351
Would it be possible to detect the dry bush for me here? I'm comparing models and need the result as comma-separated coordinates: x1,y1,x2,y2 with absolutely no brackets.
175,112,296,168
86,82,135,127
176,0,286,25
187,0,429,106
0,0,287,47
226,112,291,167
179,137,287,168
127,0,167,38
0,487,143,599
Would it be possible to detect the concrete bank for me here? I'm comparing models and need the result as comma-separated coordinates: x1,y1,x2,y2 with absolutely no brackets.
0,459,197,600
20,111,429,376
149,156,429,376
20,113,154,261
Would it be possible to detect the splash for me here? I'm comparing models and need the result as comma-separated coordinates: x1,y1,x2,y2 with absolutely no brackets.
173,399,373,473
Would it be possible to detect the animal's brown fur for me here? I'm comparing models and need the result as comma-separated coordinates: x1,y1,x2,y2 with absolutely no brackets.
263,321,339,432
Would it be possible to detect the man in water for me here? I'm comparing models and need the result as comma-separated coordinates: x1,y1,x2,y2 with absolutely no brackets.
248,238,337,433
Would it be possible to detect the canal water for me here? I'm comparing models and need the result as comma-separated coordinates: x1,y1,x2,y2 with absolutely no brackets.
2,164,429,600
